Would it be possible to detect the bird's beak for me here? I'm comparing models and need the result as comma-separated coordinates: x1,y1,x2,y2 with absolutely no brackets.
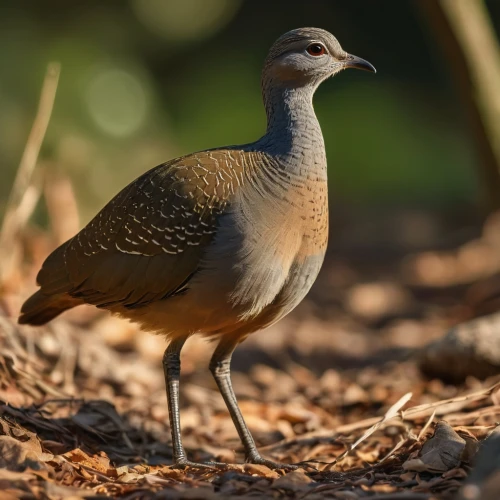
343,54,376,73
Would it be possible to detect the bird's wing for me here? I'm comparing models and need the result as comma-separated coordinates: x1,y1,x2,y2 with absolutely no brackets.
36,149,247,309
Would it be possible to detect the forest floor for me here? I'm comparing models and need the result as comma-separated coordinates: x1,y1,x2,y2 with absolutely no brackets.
1,208,500,499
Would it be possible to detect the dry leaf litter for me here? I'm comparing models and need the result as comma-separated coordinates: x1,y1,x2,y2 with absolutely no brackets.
0,208,499,499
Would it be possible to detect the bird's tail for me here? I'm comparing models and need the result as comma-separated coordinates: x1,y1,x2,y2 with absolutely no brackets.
18,290,79,325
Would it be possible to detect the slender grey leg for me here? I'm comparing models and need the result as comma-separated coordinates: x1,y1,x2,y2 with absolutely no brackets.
163,337,189,465
163,337,227,469
209,338,297,469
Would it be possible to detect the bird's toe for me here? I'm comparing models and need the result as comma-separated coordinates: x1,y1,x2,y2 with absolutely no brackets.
246,454,299,471
172,459,228,471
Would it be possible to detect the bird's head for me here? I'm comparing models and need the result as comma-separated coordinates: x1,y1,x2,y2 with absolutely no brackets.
263,27,375,89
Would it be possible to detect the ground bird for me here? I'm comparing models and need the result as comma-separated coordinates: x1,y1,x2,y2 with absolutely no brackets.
19,27,375,469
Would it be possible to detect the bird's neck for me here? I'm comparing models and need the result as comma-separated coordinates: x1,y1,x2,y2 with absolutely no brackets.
257,83,326,171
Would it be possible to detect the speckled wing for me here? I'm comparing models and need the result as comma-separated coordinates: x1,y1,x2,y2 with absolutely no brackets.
36,150,243,310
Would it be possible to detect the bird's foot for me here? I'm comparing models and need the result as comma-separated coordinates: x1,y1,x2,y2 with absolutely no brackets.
172,458,228,471
246,454,299,471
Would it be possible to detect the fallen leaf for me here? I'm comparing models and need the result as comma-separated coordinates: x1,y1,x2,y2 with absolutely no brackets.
243,463,280,478
271,470,312,491
63,448,112,475
0,435,49,471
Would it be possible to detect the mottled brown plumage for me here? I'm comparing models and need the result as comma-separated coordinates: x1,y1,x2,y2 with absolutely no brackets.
34,151,244,311
19,27,375,469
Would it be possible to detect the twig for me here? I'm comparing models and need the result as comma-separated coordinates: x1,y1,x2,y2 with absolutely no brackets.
324,392,413,469
0,62,61,286
379,436,408,463
262,382,500,453
417,410,436,441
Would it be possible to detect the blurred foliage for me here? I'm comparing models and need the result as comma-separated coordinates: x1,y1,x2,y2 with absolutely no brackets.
1,0,499,224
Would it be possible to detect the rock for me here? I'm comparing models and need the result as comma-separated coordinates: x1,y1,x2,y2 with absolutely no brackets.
460,426,500,500
418,313,500,382
403,421,465,473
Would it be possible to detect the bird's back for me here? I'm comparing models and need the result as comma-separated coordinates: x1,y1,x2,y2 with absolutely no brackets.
19,149,241,326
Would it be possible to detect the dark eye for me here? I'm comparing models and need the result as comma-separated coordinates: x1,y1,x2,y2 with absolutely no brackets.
306,43,326,56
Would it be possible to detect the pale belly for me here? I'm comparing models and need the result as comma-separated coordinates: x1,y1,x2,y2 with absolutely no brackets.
124,216,326,340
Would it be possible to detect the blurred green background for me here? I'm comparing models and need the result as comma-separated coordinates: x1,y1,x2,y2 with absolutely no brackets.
1,0,499,224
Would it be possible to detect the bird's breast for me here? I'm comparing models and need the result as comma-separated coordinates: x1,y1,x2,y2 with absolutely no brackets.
205,164,328,322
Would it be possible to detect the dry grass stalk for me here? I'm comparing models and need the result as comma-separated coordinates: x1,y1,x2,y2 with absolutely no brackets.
439,0,500,172
417,409,437,441
419,0,500,209
326,392,413,469
0,62,60,288
263,382,500,459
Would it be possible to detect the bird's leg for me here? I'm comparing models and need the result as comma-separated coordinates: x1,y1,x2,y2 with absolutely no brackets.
163,337,190,466
209,338,298,470
163,336,227,470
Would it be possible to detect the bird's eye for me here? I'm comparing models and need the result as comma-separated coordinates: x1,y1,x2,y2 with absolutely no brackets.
306,43,326,56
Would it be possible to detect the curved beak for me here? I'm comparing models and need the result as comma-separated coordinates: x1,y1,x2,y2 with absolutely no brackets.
343,54,376,73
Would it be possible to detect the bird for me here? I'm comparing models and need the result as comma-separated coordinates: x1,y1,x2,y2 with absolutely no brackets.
19,27,375,469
